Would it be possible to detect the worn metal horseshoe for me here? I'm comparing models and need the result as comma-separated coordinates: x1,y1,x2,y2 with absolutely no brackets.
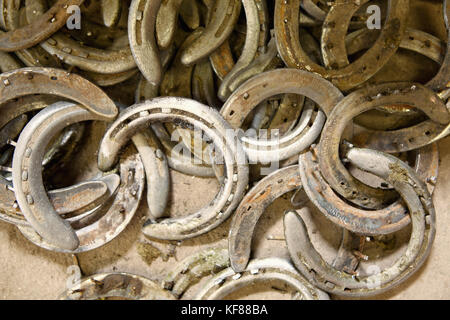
229,165,301,272
318,82,449,209
274,0,410,91
0,67,118,121
0,0,84,52
12,100,140,253
299,142,438,235
11,102,112,250
221,68,343,162
162,248,230,298
286,148,436,297
98,97,249,240
195,257,329,300
61,273,175,300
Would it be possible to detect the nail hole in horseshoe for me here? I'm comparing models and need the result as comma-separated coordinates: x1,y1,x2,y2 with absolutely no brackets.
229,110,235,116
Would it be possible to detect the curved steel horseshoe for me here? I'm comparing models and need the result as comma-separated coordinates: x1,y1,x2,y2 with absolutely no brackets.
17,143,144,253
274,0,410,91
97,97,249,240
221,68,343,162
229,165,302,272
0,67,118,121
195,258,329,300
286,147,435,297
0,0,85,52
12,102,110,250
299,142,438,235
318,82,449,209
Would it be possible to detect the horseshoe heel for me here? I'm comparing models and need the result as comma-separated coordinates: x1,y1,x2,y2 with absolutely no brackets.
129,0,163,85
0,0,85,52
180,0,241,66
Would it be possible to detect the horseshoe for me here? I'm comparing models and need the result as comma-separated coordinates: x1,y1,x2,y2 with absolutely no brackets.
11,100,131,251
221,68,343,162
286,147,435,297
180,0,241,66
229,165,302,272
97,97,249,240
218,0,268,101
128,0,163,85
0,67,118,121
318,82,449,209
195,257,329,300
163,248,230,298
61,273,175,300
23,0,136,76
17,145,144,253
345,28,445,65
274,0,410,91
11,102,102,249
325,9,449,91
299,142,438,235
0,0,85,52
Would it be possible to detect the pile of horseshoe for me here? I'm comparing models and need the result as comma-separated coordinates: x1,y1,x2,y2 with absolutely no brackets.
0,0,449,300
